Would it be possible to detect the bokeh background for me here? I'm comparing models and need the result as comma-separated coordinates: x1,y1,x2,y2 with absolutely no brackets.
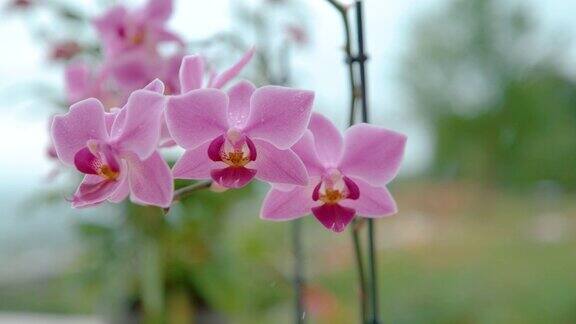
2,0,576,323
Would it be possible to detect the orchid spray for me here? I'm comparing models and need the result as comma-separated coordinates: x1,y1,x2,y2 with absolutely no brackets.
46,0,406,322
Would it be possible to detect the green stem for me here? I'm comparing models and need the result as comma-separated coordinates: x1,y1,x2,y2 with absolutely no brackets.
292,219,305,324
367,220,379,324
172,181,212,202
351,220,369,324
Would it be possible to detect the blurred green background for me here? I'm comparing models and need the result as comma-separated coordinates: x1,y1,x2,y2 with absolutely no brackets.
1,0,576,323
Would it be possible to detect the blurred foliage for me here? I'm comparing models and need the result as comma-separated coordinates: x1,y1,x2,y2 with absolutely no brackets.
403,0,576,190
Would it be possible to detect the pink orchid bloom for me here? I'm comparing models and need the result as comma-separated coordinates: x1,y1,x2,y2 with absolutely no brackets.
178,48,255,93
51,85,173,208
261,113,407,233
165,82,314,189
93,0,182,57
65,61,123,109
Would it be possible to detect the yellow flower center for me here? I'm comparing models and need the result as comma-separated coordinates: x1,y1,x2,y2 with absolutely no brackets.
319,188,345,205
130,30,145,45
222,150,250,167
98,165,119,181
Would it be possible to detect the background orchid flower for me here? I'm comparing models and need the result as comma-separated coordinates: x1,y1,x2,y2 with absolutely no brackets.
261,113,407,233
65,61,124,108
93,0,182,57
165,82,314,189
51,85,173,208
105,50,184,96
178,47,255,93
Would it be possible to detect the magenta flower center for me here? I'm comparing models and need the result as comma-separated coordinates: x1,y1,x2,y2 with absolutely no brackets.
313,170,360,205
209,129,257,168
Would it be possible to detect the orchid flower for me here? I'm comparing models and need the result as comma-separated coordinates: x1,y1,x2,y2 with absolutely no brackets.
165,82,314,189
261,113,406,232
65,61,120,108
93,0,182,57
51,82,173,208
178,48,255,93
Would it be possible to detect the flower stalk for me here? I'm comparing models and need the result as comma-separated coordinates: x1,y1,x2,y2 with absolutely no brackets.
325,0,381,323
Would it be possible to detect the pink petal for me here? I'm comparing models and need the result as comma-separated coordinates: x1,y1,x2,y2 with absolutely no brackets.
291,130,326,177
127,151,173,208
165,89,229,149
251,139,308,186
260,185,314,221
172,140,216,179
104,110,118,134
179,55,205,93
65,62,91,103
106,51,158,91
142,0,173,23
340,177,397,217
308,113,343,166
210,47,255,89
108,172,130,203
144,78,165,93
311,204,356,233
110,89,166,159
158,112,175,147
211,167,256,189
93,6,127,56
154,29,185,47
71,175,120,208
338,123,407,186
51,98,108,165
243,86,315,149
227,80,255,127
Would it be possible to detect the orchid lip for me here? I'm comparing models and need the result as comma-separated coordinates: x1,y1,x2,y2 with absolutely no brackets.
74,146,120,181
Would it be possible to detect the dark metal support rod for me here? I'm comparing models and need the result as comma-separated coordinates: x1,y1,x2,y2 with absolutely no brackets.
354,1,380,324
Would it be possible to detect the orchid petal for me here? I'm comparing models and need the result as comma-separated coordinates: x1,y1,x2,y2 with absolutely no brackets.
210,47,255,89
179,55,204,93
227,80,255,127
108,172,130,203
291,130,326,177
308,112,343,166
111,89,166,159
260,185,314,221
71,175,120,208
340,177,397,217
338,123,407,186
172,140,215,179
244,86,314,149
142,0,173,23
65,62,91,103
143,78,165,94
252,139,308,186
128,151,173,208
166,89,229,149
51,98,108,166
